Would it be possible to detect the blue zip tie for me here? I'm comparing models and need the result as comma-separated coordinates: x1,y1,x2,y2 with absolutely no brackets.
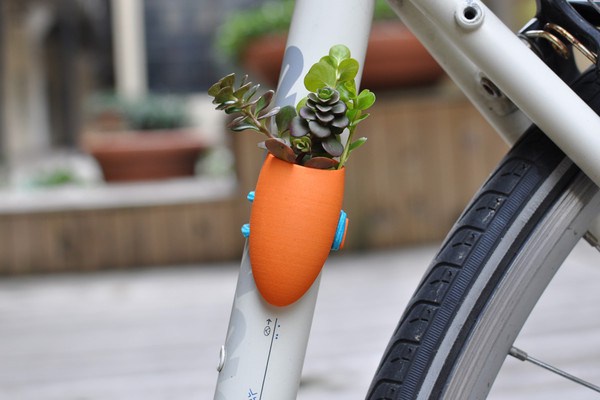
247,191,255,203
331,210,347,251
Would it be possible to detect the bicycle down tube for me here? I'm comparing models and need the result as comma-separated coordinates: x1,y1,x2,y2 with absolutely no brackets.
213,1,373,399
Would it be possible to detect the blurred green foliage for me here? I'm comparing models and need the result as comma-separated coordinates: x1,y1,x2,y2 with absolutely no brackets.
31,168,80,187
86,93,189,131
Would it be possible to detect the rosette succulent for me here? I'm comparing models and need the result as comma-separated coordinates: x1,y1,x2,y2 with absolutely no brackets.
209,44,375,169
290,87,349,158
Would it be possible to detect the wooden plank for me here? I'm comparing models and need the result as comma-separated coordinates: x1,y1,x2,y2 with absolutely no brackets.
36,213,65,273
9,214,33,274
0,215,17,274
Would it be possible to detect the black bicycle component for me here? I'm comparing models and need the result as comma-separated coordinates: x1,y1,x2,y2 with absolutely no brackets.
520,0,600,81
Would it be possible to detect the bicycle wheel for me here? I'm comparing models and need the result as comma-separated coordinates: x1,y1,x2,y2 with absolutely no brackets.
367,69,600,399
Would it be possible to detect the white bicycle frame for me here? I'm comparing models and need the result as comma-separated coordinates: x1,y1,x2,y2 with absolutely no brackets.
214,0,600,399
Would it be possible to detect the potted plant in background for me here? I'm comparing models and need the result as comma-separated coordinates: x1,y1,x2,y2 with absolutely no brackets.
210,44,375,306
216,0,444,89
82,94,208,182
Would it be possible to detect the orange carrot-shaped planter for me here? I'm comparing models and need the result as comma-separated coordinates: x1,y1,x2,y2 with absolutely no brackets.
249,154,347,307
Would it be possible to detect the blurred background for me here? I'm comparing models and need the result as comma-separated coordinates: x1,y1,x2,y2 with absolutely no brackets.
0,0,534,274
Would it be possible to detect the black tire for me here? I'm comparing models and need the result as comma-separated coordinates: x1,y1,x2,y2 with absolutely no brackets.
366,70,600,399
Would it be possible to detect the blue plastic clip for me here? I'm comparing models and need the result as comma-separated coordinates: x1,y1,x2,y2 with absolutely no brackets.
241,191,255,238
241,223,250,238
331,210,348,251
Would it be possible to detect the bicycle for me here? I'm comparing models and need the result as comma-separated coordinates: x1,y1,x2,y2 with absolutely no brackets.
214,0,600,398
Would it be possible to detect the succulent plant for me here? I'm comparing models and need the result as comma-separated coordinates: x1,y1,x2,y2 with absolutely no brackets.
290,87,349,159
209,44,375,169
208,74,281,138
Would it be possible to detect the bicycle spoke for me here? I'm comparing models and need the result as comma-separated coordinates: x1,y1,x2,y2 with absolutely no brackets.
509,346,600,393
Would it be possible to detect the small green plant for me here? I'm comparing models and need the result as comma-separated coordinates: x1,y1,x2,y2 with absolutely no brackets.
209,44,375,170
124,95,189,131
86,93,189,132
31,168,80,187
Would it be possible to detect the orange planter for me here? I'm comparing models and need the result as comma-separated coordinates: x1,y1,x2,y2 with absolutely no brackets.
249,154,345,307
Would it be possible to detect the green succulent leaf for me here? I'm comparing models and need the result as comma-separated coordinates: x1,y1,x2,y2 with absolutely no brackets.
304,60,336,92
227,115,246,128
224,106,243,115
244,84,261,102
227,114,259,132
214,86,236,105
257,106,280,121
337,80,357,104
346,108,359,121
329,44,351,66
208,81,223,97
255,90,274,114
208,72,235,97
230,123,260,132
292,135,311,153
317,87,334,100
215,102,230,111
275,105,297,135
357,89,376,110
349,137,368,152
319,55,336,69
220,73,236,89
233,82,252,99
351,112,370,127
338,58,359,82
354,113,371,125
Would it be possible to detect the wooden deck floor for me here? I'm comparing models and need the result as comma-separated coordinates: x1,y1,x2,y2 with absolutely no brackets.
1,243,599,399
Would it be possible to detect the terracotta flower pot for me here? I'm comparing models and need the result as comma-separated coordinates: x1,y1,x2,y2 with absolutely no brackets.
249,154,346,307
242,33,286,88
362,22,445,88
241,22,444,89
83,130,206,182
